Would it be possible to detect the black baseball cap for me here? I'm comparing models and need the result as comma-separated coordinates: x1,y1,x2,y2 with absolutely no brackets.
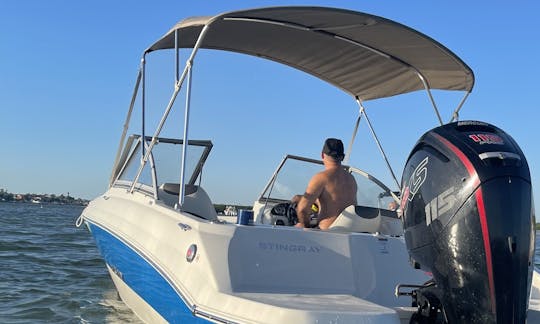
322,138,345,161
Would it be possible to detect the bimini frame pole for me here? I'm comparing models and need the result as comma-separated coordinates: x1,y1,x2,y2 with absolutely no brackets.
141,54,147,157
177,64,193,208
130,24,211,194
449,91,471,123
356,98,401,190
109,67,142,187
343,102,362,165
175,43,195,209
415,72,444,126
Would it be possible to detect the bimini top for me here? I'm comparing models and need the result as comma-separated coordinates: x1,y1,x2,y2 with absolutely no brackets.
146,6,474,101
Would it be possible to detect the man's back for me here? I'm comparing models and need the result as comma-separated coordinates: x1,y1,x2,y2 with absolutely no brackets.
316,166,357,229
294,138,357,229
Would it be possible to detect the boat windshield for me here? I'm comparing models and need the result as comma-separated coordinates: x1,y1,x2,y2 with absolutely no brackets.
113,135,212,194
259,155,397,210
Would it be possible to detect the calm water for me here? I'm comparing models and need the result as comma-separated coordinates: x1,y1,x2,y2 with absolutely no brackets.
0,203,142,323
0,203,538,323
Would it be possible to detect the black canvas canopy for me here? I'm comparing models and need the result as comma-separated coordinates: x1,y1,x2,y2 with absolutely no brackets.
146,6,474,101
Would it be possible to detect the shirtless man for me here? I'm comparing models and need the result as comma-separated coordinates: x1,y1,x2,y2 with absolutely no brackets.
293,138,357,229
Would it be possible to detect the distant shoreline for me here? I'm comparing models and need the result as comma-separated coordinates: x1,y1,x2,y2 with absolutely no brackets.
0,189,89,206
0,200,88,206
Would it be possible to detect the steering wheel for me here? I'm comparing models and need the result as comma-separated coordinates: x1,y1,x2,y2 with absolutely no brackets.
286,202,298,225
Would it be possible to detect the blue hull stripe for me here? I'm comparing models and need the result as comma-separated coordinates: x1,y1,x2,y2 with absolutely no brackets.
88,222,210,323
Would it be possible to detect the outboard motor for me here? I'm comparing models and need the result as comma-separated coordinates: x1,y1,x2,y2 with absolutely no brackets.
400,121,535,323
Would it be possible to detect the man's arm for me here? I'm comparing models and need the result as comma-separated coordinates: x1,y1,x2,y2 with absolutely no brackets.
295,173,324,227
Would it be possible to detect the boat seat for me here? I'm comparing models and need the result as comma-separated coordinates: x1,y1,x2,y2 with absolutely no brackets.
158,183,218,221
328,205,402,235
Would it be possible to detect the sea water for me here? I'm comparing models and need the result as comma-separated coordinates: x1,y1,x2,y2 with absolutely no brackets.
0,202,539,323
0,203,142,323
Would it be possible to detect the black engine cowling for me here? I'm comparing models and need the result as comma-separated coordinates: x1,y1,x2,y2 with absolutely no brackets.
401,121,535,323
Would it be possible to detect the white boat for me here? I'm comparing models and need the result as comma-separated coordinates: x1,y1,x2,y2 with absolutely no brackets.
78,6,540,323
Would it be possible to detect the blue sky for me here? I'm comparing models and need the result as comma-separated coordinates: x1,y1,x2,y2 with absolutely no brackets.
1,1,539,207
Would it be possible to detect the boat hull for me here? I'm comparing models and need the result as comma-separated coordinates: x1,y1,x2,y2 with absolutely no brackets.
82,188,432,323
83,189,540,324
88,221,207,323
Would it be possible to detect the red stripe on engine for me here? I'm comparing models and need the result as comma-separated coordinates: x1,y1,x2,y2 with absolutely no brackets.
434,134,480,188
475,188,496,314
434,133,496,314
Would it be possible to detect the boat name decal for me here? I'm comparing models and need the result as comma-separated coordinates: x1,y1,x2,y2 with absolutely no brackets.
258,242,321,253
468,133,504,145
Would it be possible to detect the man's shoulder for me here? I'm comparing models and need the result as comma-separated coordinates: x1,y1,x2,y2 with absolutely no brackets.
309,170,330,185
315,169,332,179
